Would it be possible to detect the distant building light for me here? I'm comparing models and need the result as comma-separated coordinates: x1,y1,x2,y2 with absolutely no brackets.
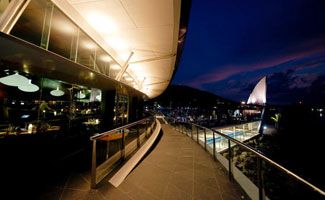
321,113,323,117
28,124,33,134
263,125,267,130
241,101,246,105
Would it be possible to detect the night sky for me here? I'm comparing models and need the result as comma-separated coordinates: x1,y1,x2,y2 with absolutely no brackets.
173,0,325,105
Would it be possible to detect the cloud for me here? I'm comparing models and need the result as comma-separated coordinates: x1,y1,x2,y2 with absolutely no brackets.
186,38,325,88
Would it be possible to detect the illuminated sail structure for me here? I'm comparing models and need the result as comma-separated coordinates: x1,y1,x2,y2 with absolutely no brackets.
247,76,267,105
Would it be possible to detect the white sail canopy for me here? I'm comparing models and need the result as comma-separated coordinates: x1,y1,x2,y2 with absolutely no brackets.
247,76,267,105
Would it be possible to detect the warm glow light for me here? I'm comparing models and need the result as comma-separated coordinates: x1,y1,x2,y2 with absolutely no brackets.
83,41,96,49
110,64,121,70
125,77,133,81
251,97,256,104
28,124,33,134
118,51,132,60
100,55,112,62
106,37,127,50
86,13,117,34
52,19,76,34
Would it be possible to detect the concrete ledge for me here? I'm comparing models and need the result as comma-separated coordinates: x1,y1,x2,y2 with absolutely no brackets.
109,119,161,187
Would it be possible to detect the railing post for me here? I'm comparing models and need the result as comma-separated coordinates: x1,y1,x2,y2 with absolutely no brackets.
204,128,207,150
257,157,265,200
136,124,140,148
212,131,216,160
228,139,233,181
91,139,97,188
145,119,149,138
196,126,199,143
121,129,125,160
182,123,184,134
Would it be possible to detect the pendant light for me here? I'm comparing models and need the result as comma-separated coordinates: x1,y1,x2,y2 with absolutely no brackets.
50,87,64,96
18,79,39,92
0,72,29,87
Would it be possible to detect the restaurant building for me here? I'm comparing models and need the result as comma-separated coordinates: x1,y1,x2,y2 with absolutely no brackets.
0,0,188,137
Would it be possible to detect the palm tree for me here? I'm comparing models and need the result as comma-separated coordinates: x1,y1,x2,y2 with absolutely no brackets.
271,113,281,129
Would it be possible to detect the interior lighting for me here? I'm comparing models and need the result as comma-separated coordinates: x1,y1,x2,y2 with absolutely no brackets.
86,13,117,34
125,77,133,81
28,124,33,134
18,79,39,92
100,55,112,62
50,87,65,96
110,64,121,70
76,91,86,99
0,72,29,87
106,37,127,50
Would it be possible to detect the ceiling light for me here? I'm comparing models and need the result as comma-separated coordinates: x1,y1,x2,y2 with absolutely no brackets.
0,72,29,87
83,41,96,49
100,55,112,62
18,79,39,92
110,64,121,70
86,13,117,34
106,37,127,50
50,87,64,96
125,77,133,81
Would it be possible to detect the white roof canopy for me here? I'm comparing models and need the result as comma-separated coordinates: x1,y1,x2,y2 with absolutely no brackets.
63,0,181,98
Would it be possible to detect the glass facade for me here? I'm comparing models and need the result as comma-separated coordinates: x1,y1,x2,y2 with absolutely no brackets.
0,0,12,17
9,0,124,81
0,68,103,138
0,0,139,138
114,93,129,126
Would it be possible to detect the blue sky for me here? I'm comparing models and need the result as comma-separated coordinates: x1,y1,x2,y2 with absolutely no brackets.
173,0,325,104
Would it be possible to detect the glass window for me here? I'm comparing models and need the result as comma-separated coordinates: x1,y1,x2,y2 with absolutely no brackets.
0,67,103,138
96,49,112,75
10,0,48,46
48,7,79,60
77,31,98,69
0,0,12,17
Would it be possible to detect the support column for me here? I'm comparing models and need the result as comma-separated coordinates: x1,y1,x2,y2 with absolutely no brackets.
101,90,116,131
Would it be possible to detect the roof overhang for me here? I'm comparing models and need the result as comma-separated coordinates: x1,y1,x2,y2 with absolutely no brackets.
51,0,189,98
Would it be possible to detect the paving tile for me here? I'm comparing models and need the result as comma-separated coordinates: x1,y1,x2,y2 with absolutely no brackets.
163,184,192,200
94,124,244,200
35,187,64,200
98,183,132,200
65,173,90,191
60,189,104,200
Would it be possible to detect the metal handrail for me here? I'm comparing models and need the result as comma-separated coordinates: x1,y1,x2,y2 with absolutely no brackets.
90,116,156,188
184,121,325,197
90,117,151,140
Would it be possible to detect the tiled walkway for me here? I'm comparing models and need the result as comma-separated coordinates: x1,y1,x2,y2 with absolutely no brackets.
38,124,247,200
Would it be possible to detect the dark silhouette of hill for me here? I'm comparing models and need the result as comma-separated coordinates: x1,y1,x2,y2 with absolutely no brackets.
151,85,238,109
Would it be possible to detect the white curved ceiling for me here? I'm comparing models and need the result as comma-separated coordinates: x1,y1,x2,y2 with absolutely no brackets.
65,0,181,98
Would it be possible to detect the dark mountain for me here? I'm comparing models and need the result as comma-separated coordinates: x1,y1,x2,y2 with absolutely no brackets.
150,85,238,109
